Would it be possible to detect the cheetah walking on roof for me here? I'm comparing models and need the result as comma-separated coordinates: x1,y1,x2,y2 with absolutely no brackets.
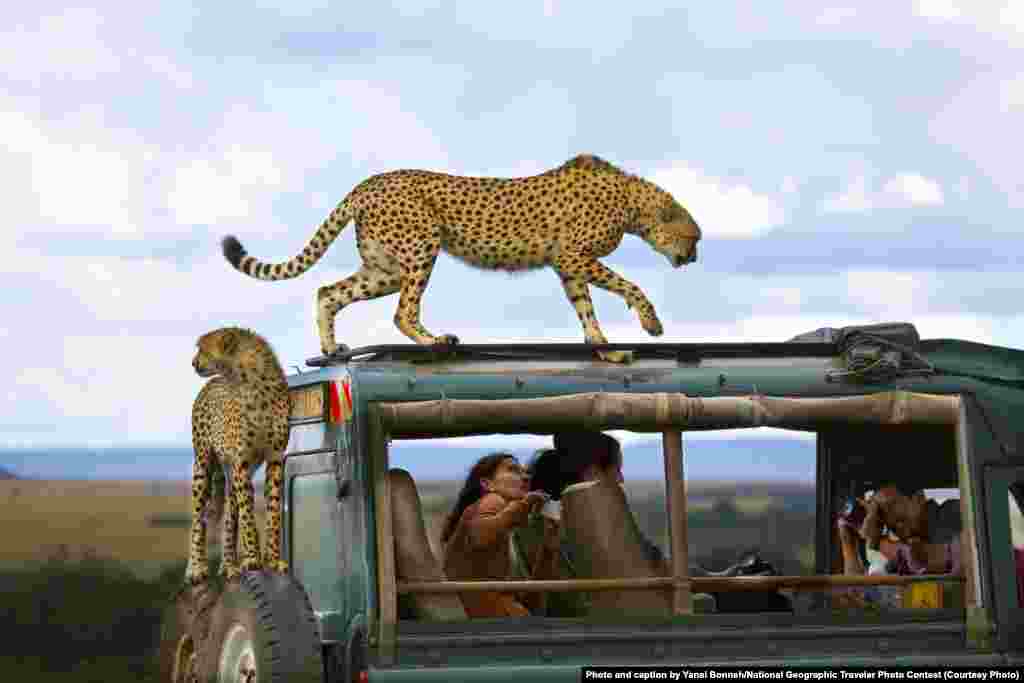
186,327,291,585
222,154,702,363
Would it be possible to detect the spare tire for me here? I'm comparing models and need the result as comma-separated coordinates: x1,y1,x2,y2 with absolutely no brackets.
155,582,223,683
194,572,322,683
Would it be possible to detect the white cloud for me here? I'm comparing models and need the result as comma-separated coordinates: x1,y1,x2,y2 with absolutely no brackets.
821,175,874,213
844,270,934,316
0,8,122,85
168,145,285,225
930,72,1024,207
0,7,195,90
913,0,964,21
15,367,106,418
815,7,859,26
11,334,199,441
821,172,945,213
882,173,945,206
648,164,787,238
913,1,1024,40
999,74,1024,110
1,108,158,233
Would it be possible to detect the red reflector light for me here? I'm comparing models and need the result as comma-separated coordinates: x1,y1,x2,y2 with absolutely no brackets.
358,671,368,683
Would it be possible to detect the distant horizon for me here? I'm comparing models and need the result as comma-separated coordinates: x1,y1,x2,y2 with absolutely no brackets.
0,437,816,483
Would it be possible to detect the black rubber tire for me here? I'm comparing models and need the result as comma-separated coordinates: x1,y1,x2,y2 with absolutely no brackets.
194,572,322,683
155,582,224,683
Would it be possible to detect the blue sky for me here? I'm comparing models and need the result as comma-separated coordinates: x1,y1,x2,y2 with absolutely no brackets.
2,2,1023,464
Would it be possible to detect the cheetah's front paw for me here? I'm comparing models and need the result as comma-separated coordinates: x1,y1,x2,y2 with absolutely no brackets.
597,349,634,364
430,334,460,348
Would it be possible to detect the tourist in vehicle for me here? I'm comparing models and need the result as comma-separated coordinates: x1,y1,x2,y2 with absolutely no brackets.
511,431,666,616
862,483,964,576
835,483,966,608
836,493,903,607
440,452,560,617
838,483,963,576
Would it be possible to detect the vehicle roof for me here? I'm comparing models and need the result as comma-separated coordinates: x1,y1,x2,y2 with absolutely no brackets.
286,334,1024,458
294,337,1024,387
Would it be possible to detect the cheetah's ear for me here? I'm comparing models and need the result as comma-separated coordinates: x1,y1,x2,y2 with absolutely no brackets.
220,329,240,355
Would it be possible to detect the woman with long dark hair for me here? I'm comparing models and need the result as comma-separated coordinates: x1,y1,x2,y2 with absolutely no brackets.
528,430,625,500
511,431,666,617
441,452,558,617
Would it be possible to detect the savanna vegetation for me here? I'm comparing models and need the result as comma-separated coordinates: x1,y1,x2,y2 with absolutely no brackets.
2,478,814,681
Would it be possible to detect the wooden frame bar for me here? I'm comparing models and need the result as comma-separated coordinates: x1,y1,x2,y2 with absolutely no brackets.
369,411,397,664
397,574,964,595
368,391,970,639
663,429,691,614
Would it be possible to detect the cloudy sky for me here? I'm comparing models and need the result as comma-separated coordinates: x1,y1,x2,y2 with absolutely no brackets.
3,1,1022,460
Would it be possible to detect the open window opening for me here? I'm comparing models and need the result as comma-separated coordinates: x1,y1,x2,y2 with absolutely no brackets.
368,390,979,640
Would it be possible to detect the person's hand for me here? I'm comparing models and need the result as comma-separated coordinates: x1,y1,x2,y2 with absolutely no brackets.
525,490,551,510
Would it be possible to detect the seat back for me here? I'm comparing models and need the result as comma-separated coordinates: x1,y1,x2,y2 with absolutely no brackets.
387,468,467,620
561,479,671,617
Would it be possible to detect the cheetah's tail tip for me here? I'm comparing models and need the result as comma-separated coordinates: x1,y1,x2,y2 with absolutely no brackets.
221,235,246,268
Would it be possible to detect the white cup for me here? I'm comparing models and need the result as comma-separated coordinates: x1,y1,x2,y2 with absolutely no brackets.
541,499,562,522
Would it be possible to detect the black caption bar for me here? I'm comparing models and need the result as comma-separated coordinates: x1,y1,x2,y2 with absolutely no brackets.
581,668,1022,683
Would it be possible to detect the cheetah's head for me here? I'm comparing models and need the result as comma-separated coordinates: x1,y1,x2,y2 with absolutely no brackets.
192,328,242,378
644,201,701,269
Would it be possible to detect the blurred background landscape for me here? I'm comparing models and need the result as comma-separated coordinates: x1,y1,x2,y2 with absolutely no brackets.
4,439,1023,682
0,437,818,682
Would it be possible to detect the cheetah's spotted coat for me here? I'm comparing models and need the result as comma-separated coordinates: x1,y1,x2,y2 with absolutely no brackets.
222,154,701,363
186,327,291,585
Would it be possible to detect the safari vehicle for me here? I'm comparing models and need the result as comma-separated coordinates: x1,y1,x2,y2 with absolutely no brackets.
161,322,1024,682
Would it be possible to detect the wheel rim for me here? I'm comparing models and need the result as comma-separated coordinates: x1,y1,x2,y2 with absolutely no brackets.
218,623,258,683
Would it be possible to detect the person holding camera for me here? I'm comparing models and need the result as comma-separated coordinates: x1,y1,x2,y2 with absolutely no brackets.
834,483,965,609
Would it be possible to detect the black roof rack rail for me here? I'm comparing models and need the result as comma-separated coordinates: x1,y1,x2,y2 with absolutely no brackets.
304,342,838,367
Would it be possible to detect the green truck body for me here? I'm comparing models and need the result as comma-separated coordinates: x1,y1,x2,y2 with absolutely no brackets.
277,335,1024,680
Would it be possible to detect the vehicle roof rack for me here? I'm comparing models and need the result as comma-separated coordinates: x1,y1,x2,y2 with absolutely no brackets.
305,341,838,367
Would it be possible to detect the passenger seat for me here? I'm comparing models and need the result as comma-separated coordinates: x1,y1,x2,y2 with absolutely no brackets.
388,468,467,621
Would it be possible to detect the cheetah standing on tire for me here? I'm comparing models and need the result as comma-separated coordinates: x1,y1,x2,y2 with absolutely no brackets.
222,154,701,363
186,327,291,585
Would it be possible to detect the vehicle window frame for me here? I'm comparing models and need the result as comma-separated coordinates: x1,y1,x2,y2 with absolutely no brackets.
365,391,983,659
982,465,1024,652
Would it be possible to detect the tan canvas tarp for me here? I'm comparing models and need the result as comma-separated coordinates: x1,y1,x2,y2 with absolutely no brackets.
376,390,960,438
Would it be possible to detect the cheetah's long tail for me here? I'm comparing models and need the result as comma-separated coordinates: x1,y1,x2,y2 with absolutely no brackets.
221,197,355,281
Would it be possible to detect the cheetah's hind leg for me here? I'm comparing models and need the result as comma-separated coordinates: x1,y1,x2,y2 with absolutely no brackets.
231,460,263,574
316,264,402,356
263,461,289,575
215,464,241,581
185,447,213,586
